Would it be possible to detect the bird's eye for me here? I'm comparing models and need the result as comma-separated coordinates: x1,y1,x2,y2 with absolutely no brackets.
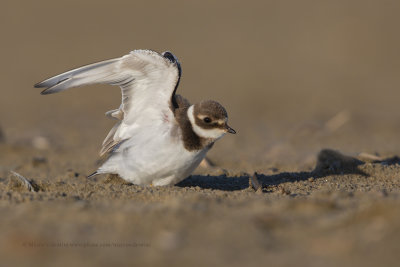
203,117,212,123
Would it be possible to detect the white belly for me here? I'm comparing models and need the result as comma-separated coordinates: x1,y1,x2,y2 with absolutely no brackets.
98,132,209,186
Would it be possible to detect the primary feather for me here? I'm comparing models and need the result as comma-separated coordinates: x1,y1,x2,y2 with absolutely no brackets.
35,50,181,157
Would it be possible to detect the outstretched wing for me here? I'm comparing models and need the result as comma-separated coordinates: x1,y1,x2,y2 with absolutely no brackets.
35,49,182,155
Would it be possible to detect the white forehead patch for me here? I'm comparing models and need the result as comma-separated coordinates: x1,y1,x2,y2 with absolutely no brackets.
188,106,226,140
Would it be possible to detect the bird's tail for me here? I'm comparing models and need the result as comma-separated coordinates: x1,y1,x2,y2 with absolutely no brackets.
87,171,99,179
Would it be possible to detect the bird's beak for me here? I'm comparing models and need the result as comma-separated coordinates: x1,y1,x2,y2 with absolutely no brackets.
225,125,236,134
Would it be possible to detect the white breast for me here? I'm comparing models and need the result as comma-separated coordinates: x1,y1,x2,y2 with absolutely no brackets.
98,124,209,185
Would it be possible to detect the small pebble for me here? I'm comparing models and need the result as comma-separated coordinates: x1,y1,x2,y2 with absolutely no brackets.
249,172,262,193
32,156,47,167
32,136,50,150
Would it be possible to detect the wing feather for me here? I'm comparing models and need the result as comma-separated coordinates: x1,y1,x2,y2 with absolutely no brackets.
35,49,181,155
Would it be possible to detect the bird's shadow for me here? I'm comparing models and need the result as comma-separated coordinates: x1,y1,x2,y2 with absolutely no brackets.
176,174,250,191
177,149,374,192
99,149,397,192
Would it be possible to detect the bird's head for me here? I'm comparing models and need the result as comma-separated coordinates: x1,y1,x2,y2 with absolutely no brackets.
187,100,236,141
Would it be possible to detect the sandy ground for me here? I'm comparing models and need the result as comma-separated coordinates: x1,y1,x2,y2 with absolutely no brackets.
1,0,400,266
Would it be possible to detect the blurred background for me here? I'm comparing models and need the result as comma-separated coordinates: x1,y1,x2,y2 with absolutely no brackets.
2,1,400,266
2,0,400,170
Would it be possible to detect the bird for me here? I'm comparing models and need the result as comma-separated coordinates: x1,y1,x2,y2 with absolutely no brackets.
34,50,236,186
